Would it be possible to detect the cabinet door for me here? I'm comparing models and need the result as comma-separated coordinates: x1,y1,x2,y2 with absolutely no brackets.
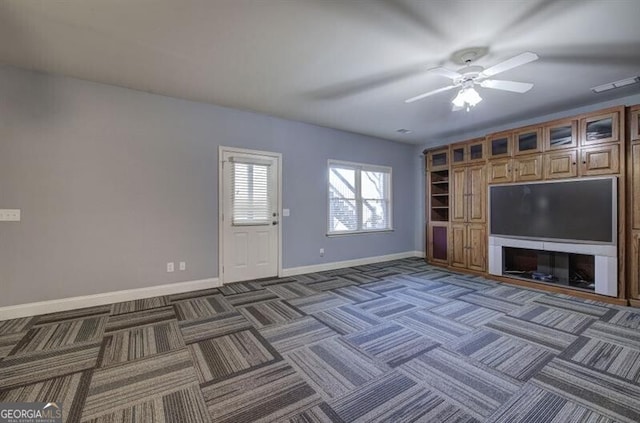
487,132,512,159
514,154,543,182
468,139,486,163
544,119,578,151
467,165,486,223
451,168,467,223
580,110,620,146
428,223,449,264
450,224,467,269
633,144,640,229
631,232,640,299
544,150,577,179
467,225,486,272
514,126,542,155
428,149,449,170
488,159,513,184
631,109,640,142
580,144,620,176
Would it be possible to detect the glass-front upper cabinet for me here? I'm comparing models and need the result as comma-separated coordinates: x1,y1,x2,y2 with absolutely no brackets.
487,131,512,159
428,148,449,170
450,143,466,166
467,138,485,163
580,107,622,146
544,118,578,151
514,126,542,155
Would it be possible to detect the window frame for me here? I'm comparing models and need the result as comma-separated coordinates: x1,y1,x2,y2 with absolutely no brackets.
327,159,393,236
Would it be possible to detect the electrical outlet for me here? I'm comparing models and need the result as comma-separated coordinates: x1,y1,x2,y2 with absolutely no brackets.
167,262,175,272
179,261,186,271
319,248,324,257
0,209,20,222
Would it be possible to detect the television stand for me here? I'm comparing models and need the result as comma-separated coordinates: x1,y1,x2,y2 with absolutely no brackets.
488,236,617,297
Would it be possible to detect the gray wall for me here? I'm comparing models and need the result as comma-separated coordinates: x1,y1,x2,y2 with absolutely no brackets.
0,65,418,307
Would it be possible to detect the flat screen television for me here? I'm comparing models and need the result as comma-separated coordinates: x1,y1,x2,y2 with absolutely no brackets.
489,177,616,244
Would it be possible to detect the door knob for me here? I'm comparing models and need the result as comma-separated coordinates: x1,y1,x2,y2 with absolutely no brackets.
272,221,278,225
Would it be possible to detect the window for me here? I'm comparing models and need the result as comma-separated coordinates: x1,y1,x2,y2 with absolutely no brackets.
232,159,272,225
328,160,392,234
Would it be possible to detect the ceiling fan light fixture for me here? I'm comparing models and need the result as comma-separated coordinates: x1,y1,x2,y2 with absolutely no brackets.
452,87,482,109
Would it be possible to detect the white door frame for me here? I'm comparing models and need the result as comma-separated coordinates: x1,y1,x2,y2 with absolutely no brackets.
218,146,283,284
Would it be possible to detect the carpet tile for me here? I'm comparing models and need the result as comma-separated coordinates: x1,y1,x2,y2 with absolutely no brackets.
105,306,176,332
9,316,107,355
99,320,185,367
179,311,252,344
430,300,503,327
532,358,640,422
81,349,208,422
0,257,639,422
0,316,34,335
313,305,383,335
344,322,438,367
288,292,352,314
394,309,473,345
485,315,577,352
267,282,319,299
0,370,93,423
286,337,388,400
453,329,555,382
189,328,279,384
0,343,101,389
260,316,337,353
238,300,305,328
202,360,322,423
172,294,234,321
399,348,520,419
111,297,168,315
330,371,479,423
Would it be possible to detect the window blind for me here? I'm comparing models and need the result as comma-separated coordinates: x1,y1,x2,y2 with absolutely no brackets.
232,161,271,225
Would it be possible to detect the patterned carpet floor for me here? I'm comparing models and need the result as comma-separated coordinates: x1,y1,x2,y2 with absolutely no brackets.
2,258,640,422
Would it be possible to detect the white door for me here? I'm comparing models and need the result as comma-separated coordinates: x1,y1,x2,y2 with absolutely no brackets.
221,148,280,283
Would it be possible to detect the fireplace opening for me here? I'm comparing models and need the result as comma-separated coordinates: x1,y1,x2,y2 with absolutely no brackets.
502,247,595,291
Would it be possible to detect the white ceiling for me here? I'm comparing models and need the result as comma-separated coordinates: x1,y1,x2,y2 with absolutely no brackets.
1,0,639,145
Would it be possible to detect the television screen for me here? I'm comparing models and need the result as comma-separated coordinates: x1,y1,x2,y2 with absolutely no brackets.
490,178,616,244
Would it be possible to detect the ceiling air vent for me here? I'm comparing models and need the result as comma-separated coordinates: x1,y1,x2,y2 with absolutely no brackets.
591,76,640,93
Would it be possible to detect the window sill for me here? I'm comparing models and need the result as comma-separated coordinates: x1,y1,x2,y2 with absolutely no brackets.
326,229,394,237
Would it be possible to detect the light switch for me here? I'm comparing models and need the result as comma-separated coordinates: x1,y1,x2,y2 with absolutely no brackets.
0,209,20,222
283,208,290,217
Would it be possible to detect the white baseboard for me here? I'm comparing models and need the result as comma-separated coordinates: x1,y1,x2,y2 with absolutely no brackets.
0,277,220,320
281,250,424,277
1,251,425,320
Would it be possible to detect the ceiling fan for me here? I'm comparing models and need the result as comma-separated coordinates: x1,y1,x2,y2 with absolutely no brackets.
405,51,539,111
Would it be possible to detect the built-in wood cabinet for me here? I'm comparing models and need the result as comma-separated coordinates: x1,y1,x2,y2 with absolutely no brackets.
514,126,542,156
452,165,485,223
425,104,634,305
580,107,622,146
544,150,577,179
450,224,486,271
514,154,543,182
545,118,578,151
487,131,513,159
632,144,640,230
580,144,620,176
428,222,449,265
631,107,640,142
488,158,512,184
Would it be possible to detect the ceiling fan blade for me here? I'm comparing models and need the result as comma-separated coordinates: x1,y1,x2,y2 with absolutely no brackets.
428,67,463,80
480,79,534,93
480,52,539,78
405,85,458,103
